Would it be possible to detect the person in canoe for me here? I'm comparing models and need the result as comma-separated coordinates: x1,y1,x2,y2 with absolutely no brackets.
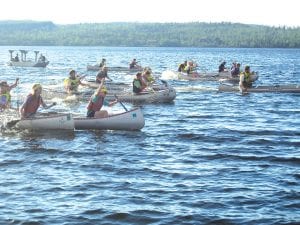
86,78,117,118
185,61,199,76
219,61,227,73
96,66,112,83
38,54,46,62
178,61,187,72
142,68,155,85
129,58,142,69
99,58,106,68
239,65,255,92
133,72,147,94
0,78,19,111
231,63,241,77
19,83,56,118
13,53,19,62
64,69,86,94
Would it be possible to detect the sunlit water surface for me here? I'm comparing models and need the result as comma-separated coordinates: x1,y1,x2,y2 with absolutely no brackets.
0,47,299,224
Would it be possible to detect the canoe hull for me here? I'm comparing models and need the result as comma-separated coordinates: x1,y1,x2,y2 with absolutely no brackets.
74,108,145,130
85,80,170,92
163,71,258,82
8,60,49,68
16,114,74,130
42,84,175,104
106,87,176,103
87,65,142,72
218,84,300,93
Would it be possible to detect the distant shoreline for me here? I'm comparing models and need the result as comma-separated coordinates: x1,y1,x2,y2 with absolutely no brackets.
0,21,299,48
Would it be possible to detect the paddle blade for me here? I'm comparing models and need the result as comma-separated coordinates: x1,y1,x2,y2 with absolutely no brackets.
5,119,20,128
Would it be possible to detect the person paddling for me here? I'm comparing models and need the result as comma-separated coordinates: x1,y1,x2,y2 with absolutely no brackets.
0,78,19,111
239,65,255,92
133,72,147,94
231,63,241,77
129,58,142,69
64,69,86,94
99,58,106,68
86,78,117,118
96,66,112,83
142,68,155,85
219,61,227,73
19,83,56,118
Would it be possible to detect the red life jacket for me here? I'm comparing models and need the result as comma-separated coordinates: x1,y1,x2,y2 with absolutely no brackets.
87,94,104,112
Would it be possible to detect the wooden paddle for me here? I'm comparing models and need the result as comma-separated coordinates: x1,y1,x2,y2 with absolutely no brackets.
5,102,57,128
114,94,128,112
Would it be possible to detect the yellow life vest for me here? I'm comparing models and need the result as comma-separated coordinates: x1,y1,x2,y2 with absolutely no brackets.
241,72,251,83
64,77,80,89
146,75,154,83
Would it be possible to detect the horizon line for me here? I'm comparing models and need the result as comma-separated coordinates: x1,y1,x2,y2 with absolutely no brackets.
0,19,299,28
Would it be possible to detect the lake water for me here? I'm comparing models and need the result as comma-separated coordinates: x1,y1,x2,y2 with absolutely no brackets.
0,46,299,224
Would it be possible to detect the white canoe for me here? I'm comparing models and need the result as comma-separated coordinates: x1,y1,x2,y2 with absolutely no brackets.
85,80,170,92
42,84,176,104
105,87,176,103
7,60,49,68
218,84,300,93
74,107,144,130
163,70,258,82
219,73,259,83
178,72,258,82
16,113,74,130
161,70,228,81
87,65,143,72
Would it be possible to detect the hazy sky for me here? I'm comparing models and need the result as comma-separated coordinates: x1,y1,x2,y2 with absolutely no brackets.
0,0,299,27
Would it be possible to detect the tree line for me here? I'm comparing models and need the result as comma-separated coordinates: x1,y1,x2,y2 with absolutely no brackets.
0,20,299,48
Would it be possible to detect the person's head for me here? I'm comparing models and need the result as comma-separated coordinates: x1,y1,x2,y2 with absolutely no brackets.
32,83,42,95
0,81,8,87
237,63,241,67
69,69,76,79
102,58,106,62
0,81,9,93
245,65,250,72
222,61,226,65
136,72,142,79
143,67,152,72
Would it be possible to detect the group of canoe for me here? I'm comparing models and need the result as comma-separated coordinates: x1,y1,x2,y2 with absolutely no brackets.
1,80,148,131
1,62,176,131
2,58,299,132
166,60,300,93
1,80,145,131
7,107,145,131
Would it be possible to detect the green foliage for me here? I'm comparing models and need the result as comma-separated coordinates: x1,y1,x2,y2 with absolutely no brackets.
0,21,299,48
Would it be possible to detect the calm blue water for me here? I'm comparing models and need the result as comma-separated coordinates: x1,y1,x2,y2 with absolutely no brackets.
0,47,299,225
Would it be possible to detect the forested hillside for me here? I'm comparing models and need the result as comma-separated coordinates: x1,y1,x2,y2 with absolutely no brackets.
0,21,299,47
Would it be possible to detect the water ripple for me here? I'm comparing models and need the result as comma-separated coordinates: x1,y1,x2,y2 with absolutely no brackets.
0,47,299,224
